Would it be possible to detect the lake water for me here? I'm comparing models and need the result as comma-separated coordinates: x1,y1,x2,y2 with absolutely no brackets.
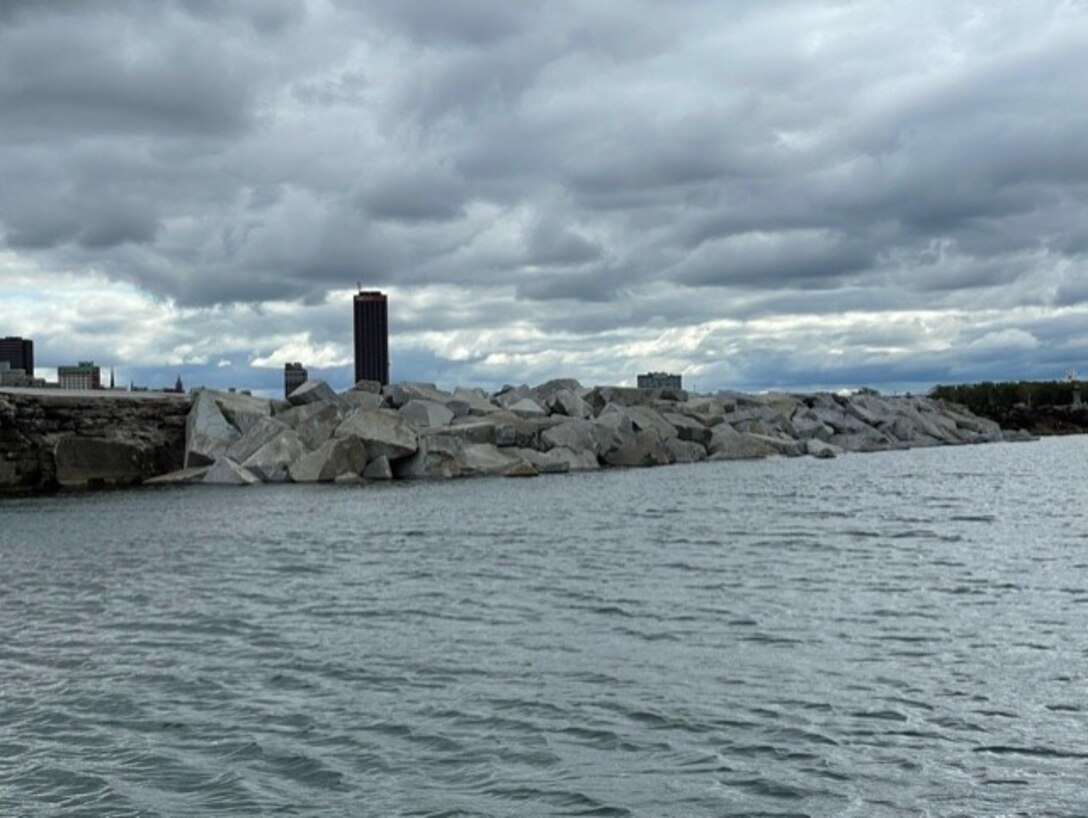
2,437,1087,817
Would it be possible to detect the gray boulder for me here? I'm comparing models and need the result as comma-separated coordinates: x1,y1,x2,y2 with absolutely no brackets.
550,388,593,420
339,391,385,412
443,420,499,445
708,432,780,460
287,379,339,407
604,429,673,468
143,465,211,485
806,439,843,459
203,457,262,485
349,379,383,394
540,419,619,456
449,387,499,417
335,409,419,461
289,435,367,483
394,433,464,479
226,416,292,463
362,455,394,479
507,397,548,419
241,428,306,482
295,403,345,450
214,390,273,436
666,438,707,463
185,390,242,467
384,382,453,409
662,412,712,445
399,399,455,428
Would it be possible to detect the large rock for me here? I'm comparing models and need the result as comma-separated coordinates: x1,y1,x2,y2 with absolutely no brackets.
226,416,292,464
335,409,419,461
362,455,394,479
394,433,464,479
185,390,241,467
203,457,262,485
143,465,211,485
287,379,339,407
604,429,673,467
53,436,150,488
540,419,619,456
289,435,367,483
399,399,455,428
295,404,345,450
550,388,593,420
449,387,499,417
384,382,453,409
442,420,499,445
662,412,712,446
707,432,780,460
339,391,385,412
241,428,306,482
506,397,548,419
666,438,707,463
214,390,273,435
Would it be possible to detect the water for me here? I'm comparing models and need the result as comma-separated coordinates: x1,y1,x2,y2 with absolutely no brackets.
2,437,1088,817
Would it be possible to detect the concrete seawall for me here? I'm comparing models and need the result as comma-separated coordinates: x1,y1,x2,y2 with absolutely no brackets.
0,388,191,494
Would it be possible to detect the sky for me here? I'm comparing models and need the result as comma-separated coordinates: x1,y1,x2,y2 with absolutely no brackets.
1,0,1087,395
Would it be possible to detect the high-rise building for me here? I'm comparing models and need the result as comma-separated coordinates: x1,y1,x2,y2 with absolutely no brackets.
353,290,389,386
0,336,34,377
284,362,308,398
637,372,683,390
58,361,102,390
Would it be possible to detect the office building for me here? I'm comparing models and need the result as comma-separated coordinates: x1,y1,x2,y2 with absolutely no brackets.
284,362,308,398
58,361,102,390
637,372,682,390
0,336,34,378
353,290,389,385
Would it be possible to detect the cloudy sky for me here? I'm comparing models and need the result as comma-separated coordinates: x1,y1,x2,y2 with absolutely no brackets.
2,0,1087,395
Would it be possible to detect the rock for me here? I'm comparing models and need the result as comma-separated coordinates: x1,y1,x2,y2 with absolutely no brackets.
662,412,712,446
506,397,548,419
531,378,584,405
241,428,306,482
349,379,383,394
458,443,524,476
707,432,780,460
287,379,339,407
143,465,211,485
295,403,345,450
597,403,637,435
54,436,150,488
214,390,273,435
513,447,572,474
442,420,499,445
185,390,241,467
289,435,367,483
384,382,453,409
540,419,619,456
203,457,262,485
449,387,499,417
604,429,673,467
625,405,679,439
747,433,805,457
339,391,385,412
806,439,842,458
829,431,894,452
550,388,593,419
226,416,292,464
504,460,539,478
334,473,364,484
362,455,394,479
275,401,329,428
666,438,707,463
399,399,455,428
394,433,464,479
706,422,740,454
335,409,419,461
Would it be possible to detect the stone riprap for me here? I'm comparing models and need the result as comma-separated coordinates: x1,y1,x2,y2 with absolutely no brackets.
167,380,1019,487
0,381,1029,493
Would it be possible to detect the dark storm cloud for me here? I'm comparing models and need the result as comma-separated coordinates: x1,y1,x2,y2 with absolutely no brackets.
2,0,1088,390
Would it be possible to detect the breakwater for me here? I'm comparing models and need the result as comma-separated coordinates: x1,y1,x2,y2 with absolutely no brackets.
1,379,1027,493
0,388,190,493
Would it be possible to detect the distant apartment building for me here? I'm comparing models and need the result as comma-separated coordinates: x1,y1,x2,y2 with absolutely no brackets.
284,362,308,398
353,290,389,386
0,336,34,378
637,372,682,390
58,361,102,390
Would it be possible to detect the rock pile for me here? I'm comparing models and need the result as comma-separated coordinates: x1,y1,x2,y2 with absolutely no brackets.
154,379,1015,486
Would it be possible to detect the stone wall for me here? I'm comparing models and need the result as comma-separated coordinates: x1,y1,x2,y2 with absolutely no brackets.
0,389,191,493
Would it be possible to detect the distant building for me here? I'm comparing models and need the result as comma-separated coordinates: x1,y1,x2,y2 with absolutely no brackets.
285,362,308,398
58,361,102,390
353,289,389,386
0,336,34,378
637,372,682,390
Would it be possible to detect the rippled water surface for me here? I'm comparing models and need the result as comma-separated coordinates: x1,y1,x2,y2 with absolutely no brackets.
3,437,1088,816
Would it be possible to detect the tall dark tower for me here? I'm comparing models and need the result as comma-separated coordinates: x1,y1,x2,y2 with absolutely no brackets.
0,336,34,377
353,290,389,385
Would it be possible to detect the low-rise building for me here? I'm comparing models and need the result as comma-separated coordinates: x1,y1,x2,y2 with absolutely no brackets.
58,361,102,390
637,372,682,390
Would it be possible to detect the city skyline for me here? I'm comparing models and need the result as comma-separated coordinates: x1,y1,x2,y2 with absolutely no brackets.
1,2,1087,395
